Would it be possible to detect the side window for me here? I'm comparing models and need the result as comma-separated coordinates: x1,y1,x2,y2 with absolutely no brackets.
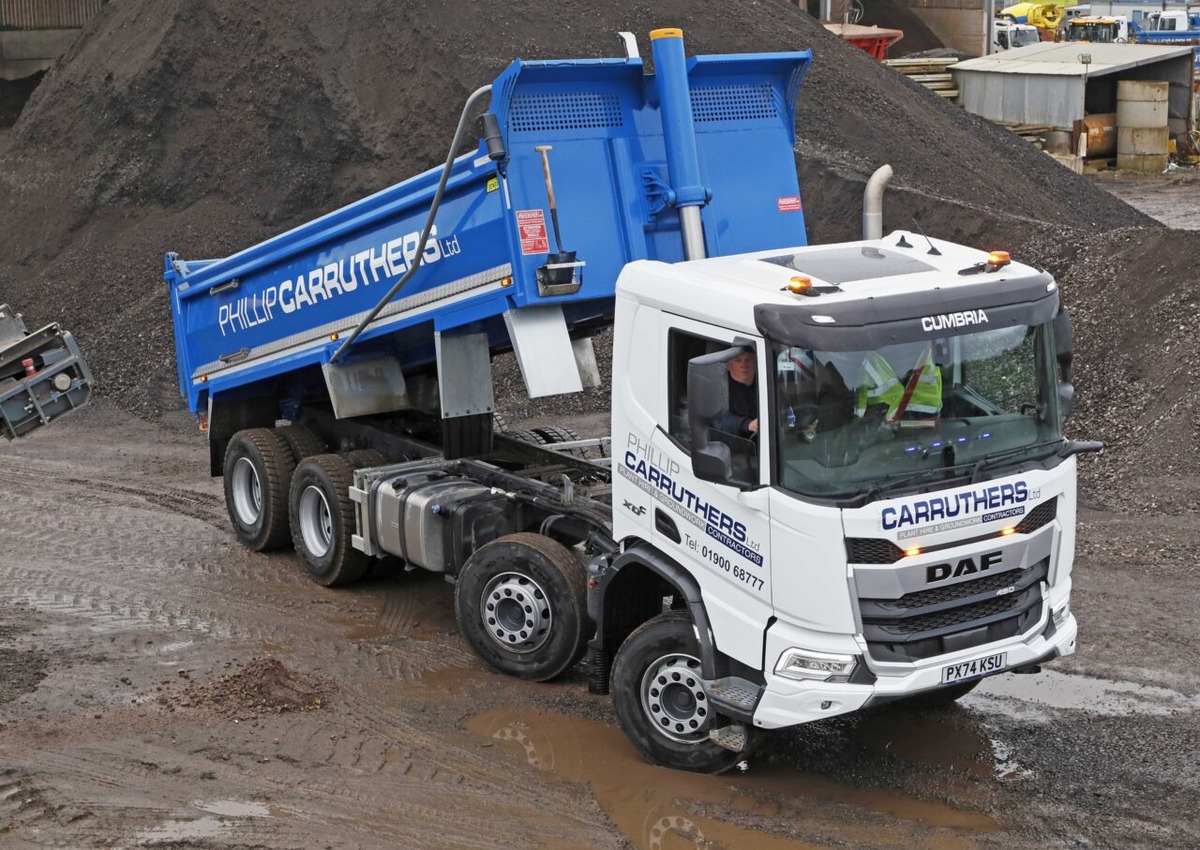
667,329,718,451
666,328,760,483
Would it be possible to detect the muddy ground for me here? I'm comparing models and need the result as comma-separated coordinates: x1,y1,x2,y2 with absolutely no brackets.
4,170,1200,850
2,399,1199,850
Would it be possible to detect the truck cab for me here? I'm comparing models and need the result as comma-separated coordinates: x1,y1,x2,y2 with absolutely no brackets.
994,20,1043,51
595,234,1082,771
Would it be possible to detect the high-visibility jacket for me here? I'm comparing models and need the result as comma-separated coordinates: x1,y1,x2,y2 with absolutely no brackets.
855,348,942,419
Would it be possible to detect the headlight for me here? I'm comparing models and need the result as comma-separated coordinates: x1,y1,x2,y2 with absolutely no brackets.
774,649,859,683
1052,601,1071,629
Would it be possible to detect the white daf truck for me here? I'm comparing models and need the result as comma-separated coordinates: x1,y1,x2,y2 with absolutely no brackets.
165,30,1094,772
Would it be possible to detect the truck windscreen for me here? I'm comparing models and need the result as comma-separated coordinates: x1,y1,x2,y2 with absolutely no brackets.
771,322,1062,501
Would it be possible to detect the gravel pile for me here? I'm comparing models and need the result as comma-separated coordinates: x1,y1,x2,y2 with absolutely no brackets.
157,657,333,719
0,0,1181,509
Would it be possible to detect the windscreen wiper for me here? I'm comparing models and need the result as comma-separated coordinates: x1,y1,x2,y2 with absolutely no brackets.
855,460,981,506
971,438,1067,481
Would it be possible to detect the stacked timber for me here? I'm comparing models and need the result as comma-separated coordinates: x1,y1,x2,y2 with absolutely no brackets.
883,57,959,100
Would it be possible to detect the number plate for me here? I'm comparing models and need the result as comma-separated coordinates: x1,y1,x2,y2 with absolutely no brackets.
941,652,1007,685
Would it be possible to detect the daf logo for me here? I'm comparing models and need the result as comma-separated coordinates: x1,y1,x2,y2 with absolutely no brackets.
926,551,1002,583
623,500,647,517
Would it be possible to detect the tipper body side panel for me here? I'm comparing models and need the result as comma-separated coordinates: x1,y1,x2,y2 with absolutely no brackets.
165,49,812,416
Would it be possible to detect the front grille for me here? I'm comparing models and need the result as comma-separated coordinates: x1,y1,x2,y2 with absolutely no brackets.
1016,498,1057,534
884,593,1027,634
846,496,1058,565
884,564,1041,611
846,537,904,564
859,560,1048,662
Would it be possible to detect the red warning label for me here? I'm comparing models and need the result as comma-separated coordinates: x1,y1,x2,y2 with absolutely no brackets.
777,196,803,212
517,209,549,254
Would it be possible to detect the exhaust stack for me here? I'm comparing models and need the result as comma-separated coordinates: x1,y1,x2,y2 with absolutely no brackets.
862,164,893,240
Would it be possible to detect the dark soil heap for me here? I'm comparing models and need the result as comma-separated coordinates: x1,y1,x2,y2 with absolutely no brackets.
0,0,1192,510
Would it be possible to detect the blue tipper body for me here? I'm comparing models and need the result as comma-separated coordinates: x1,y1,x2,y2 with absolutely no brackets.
164,42,812,416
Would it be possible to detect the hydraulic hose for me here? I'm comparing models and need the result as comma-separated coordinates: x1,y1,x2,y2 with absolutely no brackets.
330,84,494,363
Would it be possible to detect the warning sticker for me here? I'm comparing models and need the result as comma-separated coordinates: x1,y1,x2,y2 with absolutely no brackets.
777,196,803,212
517,209,549,255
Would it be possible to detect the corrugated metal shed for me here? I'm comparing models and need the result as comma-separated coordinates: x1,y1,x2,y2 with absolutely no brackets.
951,42,1195,130
0,0,105,30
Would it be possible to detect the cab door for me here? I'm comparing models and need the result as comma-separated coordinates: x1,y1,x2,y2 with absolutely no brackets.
643,315,773,670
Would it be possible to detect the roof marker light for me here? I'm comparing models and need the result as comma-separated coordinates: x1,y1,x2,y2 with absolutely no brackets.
986,250,1011,270
786,275,814,295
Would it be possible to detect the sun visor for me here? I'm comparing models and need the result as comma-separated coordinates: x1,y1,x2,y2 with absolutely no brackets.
754,271,1060,351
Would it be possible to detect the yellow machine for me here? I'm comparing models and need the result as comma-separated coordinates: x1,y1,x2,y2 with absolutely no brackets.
999,2,1078,40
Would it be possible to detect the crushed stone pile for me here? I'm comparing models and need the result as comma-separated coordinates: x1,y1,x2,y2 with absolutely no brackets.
0,0,1186,510
157,657,333,719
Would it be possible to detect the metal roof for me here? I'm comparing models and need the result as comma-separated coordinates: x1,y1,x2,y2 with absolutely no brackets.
951,42,1194,76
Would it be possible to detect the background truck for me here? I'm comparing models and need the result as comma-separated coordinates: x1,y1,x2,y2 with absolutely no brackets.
165,28,1094,773
0,303,94,439
993,19,1043,51
1062,10,1200,45
998,2,1076,40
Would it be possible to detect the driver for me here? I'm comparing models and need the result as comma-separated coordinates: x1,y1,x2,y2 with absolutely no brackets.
712,349,758,438
779,347,854,439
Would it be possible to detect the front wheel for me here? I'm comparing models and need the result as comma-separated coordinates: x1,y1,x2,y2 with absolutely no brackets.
454,533,588,682
289,453,370,586
611,612,762,773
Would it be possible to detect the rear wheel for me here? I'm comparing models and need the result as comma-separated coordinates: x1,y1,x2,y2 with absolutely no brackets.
344,448,387,470
502,429,551,446
289,453,370,586
612,612,762,773
532,425,588,458
894,679,981,708
276,423,328,462
454,533,588,681
223,428,295,551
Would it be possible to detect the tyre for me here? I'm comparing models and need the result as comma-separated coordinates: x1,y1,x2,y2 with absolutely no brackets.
532,425,588,458
502,429,551,446
289,453,370,587
343,448,387,470
894,679,980,709
454,533,588,682
611,612,762,773
275,423,328,462
223,428,296,551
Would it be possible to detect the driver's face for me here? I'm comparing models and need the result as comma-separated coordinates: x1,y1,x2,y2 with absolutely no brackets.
728,352,756,386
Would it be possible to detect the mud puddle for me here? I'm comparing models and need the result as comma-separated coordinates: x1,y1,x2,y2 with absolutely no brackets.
965,668,1200,720
469,707,998,849
135,799,273,845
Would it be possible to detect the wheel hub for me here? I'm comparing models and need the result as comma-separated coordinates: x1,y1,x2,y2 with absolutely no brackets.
297,484,333,557
641,653,710,743
231,457,262,525
480,572,551,653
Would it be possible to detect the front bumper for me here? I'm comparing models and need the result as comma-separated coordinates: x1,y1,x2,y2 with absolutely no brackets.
750,611,1077,730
